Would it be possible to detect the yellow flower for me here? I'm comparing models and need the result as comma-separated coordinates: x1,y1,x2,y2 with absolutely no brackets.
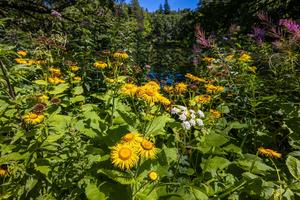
239,53,252,62
145,81,160,91
205,84,224,93
136,86,160,103
194,95,212,104
113,51,129,59
248,66,257,73
0,168,8,177
203,56,215,63
185,73,207,83
148,171,158,181
17,50,27,57
70,65,79,72
48,77,65,85
225,55,234,62
73,76,82,81
93,61,108,69
210,109,221,119
120,133,142,146
37,95,49,103
111,143,139,170
139,139,157,159
163,86,174,93
121,83,138,96
157,95,171,106
15,58,28,64
258,147,282,159
24,112,45,125
49,67,61,77
175,83,188,93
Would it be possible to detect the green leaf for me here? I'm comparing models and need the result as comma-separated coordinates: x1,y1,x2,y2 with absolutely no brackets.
35,166,50,176
72,86,84,95
25,177,38,195
223,144,242,155
163,147,178,164
204,133,228,147
70,95,85,103
47,114,72,131
191,187,209,200
224,121,248,134
201,156,231,175
44,133,64,143
33,80,48,85
286,156,300,180
97,169,136,185
145,115,172,136
48,83,69,95
85,184,106,200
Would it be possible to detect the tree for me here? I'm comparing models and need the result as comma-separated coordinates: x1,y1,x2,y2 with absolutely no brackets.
163,0,170,14
157,4,163,14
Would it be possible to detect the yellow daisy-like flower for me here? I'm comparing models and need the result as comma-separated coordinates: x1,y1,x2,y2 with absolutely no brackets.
121,83,138,96
239,53,252,62
185,73,207,83
70,65,79,72
24,112,45,125
113,51,129,59
210,109,221,119
111,143,139,170
48,77,65,85
136,86,160,103
205,84,224,93
37,95,49,103
0,168,8,177
194,94,212,104
175,83,188,93
139,139,157,159
73,76,82,81
17,50,27,57
145,81,160,91
258,147,282,159
148,171,158,181
121,132,142,146
15,58,28,64
93,61,108,69
163,86,174,93
225,55,234,62
49,67,61,77
203,56,215,63
248,66,257,73
157,95,171,106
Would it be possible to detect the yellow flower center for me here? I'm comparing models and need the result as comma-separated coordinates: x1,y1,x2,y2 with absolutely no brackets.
118,148,132,160
141,140,154,150
123,133,135,142
148,171,158,181
29,113,38,119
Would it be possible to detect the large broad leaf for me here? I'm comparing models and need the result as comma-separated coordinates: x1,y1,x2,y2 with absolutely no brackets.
236,154,274,175
201,156,231,176
145,115,173,136
223,121,248,134
191,187,209,200
286,156,300,180
162,146,178,165
203,133,228,147
97,169,136,185
35,165,50,176
85,183,106,200
72,86,84,95
47,114,72,131
25,177,38,195
48,83,69,95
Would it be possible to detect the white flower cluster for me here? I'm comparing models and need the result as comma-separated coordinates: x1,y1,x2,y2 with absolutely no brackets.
170,106,205,130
